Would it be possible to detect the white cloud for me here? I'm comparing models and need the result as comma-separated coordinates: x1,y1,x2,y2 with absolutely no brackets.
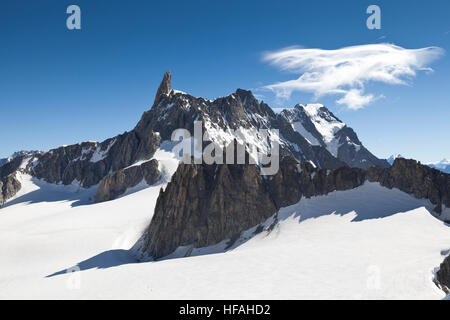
336,89,378,110
262,43,444,110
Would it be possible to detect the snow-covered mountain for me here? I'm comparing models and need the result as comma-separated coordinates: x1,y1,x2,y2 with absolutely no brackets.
1,72,450,299
280,104,389,169
0,72,388,205
0,150,41,167
428,159,450,173
387,154,403,165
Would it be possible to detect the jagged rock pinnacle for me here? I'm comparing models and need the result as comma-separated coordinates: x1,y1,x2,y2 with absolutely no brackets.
154,71,172,105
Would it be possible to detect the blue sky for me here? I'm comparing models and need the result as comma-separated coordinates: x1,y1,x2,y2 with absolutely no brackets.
1,0,449,162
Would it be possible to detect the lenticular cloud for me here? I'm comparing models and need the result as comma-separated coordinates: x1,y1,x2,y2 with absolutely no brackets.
262,43,444,110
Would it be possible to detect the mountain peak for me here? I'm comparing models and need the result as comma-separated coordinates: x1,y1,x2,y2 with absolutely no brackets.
234,88,259,109
387,154,403,165
0,150,42,168
427,158,450,173
153,71,172,105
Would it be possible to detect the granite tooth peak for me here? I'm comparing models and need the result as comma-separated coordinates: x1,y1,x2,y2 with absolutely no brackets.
1,72,389,204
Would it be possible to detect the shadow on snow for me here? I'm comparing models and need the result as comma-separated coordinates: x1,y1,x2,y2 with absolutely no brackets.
46,183,448,276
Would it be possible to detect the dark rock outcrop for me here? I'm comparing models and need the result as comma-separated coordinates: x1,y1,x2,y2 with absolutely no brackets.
154,71,172,105
435,255,450,294
297,161,366,198
141,157,450,259
142,154,369,259
368,158,450,214
95,159,161,202
0,152,35,206
336,127,389,169
0,123,160,203
0,172,21,206
142,161,278,259
30,130,161,189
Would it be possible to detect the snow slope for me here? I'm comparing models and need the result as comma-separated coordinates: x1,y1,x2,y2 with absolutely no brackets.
301,104,346,156
291,121,321,146
1,177,449,299
281,104,365,159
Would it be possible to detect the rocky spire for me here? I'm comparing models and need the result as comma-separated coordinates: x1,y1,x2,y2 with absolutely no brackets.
153,71,172,105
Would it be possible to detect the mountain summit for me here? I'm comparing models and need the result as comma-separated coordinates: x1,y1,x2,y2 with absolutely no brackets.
280,104,389,169
1,72,388,205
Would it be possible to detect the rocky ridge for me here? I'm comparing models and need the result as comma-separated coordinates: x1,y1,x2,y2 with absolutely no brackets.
0,72,389,204
280,104,389,169
141,157,450,259
0,151,42,206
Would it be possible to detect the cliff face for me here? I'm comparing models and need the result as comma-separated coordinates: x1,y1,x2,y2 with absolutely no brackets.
142,155,369,259
95,159,161,202
30,131,161,189
0,153,31,206
436,255,450,294
142,161,278,259
368,158,450,214
279,104,390,169
0,173,21,206
141,157,450,259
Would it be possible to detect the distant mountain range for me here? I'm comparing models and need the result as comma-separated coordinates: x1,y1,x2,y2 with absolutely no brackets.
387,154,450,174
427,159,450,173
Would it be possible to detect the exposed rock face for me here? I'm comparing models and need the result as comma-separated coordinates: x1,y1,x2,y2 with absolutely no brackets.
142,155,368,259
280,104,389,169
0,152,33,206
0,125,160,203
154,71,171,105
134,74,373,170
0,150,41,168
297,161,366,199
141,157,450,259
367,158,450,213
30,130,161,189
142,161,278,259
95,159,161,202
272,115,346,169
1,72,389,204
0,172,21,206
436,255,450,294
266,156,302,209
